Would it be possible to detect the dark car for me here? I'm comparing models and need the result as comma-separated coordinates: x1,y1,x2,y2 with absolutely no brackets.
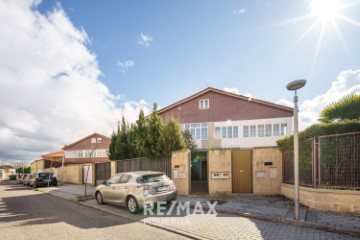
17,174,28,184
29,173,58,188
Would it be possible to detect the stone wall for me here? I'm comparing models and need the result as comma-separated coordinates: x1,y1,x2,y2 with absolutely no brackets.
281,183,360,214
171,150,190,195
208,149,232,196
252,147,282,195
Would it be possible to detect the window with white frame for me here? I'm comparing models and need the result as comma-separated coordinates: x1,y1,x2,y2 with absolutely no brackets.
227,126,232,138
250,125,256,137
65,149,108,158
243,126,249,137
265,124,272,137
258,125,265,137
273,124,280,136
91,138,96,144
199,99,209,109
233,126,238,138
97,138,102,143
183,123,208,140
221,127,226,138
281,123,287,135
215,127,221,139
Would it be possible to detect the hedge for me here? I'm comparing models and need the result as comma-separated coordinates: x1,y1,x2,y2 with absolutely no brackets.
277,120,360,170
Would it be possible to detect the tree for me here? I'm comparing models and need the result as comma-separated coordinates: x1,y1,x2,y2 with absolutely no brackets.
134,109,147,157
319,94,360,123
160,117,186,158
108,104,187,160
16,167,31,174
144,103,163,158
182,128,197,151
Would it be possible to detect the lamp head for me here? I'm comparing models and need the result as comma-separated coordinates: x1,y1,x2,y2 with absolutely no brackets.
286,79,306,91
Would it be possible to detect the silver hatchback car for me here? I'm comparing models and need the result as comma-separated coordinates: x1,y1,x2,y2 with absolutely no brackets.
95,171,177,213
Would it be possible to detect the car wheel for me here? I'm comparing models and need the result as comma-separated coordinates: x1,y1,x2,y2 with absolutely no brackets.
127,196,139,214
96,192,104,205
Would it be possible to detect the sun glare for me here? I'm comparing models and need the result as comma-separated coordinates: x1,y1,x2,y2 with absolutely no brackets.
309,0,341,21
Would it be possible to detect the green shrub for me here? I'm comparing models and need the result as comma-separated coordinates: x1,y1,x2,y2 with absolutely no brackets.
277,120,360,170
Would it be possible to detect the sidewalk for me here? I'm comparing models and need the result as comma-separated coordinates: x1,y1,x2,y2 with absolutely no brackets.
37,183,360,238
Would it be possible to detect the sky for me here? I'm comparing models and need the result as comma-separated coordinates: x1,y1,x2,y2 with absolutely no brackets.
0,0,359,164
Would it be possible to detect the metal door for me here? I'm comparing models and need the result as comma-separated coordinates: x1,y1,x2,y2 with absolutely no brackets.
232,150,252,193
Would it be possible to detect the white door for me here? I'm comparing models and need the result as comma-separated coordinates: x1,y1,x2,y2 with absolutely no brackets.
82,165,93,184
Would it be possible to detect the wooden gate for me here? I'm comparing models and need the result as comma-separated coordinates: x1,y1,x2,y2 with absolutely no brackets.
232,150,252,193
95,162,111,186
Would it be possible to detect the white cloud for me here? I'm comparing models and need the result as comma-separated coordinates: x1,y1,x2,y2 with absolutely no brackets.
224,87,241,95
278,69,360,130
0,0,148,163
118,60,134,73
276,98,294,108
137,32,153,47
233,8,247,15
223,87,256,99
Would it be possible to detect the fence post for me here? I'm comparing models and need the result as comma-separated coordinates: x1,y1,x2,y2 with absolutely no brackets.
312,138,317,188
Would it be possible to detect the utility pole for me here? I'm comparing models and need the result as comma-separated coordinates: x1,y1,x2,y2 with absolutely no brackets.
85,143,96,197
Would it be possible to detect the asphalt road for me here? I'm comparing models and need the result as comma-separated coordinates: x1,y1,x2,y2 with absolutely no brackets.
0,180,189,240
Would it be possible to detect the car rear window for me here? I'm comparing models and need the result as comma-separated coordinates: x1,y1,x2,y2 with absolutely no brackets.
137,174,169,183
38,173,54,179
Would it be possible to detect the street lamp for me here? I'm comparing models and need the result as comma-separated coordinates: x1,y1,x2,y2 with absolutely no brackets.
286,79,306,221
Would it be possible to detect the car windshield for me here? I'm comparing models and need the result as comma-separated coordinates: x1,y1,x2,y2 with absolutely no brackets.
137,174,169,183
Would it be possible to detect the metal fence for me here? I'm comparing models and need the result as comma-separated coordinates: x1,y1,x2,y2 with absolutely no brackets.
116,157,171,178
282,138,313,187
283,132,360,190
318,132,360,189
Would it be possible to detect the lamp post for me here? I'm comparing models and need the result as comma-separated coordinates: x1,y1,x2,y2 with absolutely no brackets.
286,79,306,221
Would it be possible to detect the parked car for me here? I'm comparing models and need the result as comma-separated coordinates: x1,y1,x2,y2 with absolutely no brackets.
95,171,177,214
17,174,28,184
23,174,32,186
29,172,57,188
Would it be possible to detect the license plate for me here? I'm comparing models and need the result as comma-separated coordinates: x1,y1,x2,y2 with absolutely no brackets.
157,186,168,192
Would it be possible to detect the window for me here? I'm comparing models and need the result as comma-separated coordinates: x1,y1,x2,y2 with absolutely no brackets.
196,128,200,140
91,138,96,144
201,127,207,140
227,126,233,138
273,124,280,136
199,99,209,109
233,126,238,138
107,175,121,184
214,127,221,139
184,123,208,140
97,138,102,143
243,126,249,137
265,124,272,137
258,125,264,137
281,123,287,135
250,125,256,137
120,174,131,183
221,127,227,138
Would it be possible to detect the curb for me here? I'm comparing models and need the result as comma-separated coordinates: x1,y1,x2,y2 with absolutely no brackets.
193,204,360,237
